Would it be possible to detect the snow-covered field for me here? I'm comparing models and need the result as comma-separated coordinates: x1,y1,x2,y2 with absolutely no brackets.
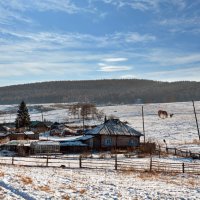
0,164,200,200
1,101,200,199
1,101,200,147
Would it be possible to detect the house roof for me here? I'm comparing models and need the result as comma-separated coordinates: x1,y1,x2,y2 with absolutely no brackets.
85,119,143,137
32,141,60,146
40,135,94,142
30,121,48,128
0,125,9,132
60,141,88,147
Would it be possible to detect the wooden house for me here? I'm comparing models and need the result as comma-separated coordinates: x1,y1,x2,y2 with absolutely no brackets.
0,125,9,133
0,133,10,144
1,140,32,156
9,131,39,140
85,119,143,151
30,121,49,133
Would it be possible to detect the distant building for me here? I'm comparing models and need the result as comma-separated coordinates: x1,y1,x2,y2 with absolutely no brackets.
0,125,10,133
30,141,60,154
30,121,50,133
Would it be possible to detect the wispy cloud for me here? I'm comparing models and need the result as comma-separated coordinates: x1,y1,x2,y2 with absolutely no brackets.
102,58,128,62
0,28,156,51
111,32,156,43
98,65,131,72
0,0,92,25
101,0,187,11
145,49,200,66
158,15,200,34
144,66,200,82
0,0,86,14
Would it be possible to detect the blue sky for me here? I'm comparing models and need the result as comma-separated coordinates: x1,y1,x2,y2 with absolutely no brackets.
0,0,200,86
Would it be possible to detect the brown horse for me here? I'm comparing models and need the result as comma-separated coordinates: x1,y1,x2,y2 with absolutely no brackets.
158,110,168,119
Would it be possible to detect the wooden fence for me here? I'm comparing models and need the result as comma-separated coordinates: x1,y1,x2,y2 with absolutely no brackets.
0,156,200,174
155,146,200,159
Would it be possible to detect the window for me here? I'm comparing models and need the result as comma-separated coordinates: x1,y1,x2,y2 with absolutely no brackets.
129,139,136,146
104,138,112,146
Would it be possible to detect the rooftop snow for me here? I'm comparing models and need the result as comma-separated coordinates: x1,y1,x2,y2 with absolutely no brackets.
39,135,94,142
85,119,143,136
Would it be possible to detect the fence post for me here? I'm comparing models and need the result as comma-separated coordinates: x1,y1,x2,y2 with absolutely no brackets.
79,156,82,168
115,154,117,170
12,156,14,165
150,157,152,172
175,148,177,155
182,163,185,173
46,155,49,167
159,145,161,158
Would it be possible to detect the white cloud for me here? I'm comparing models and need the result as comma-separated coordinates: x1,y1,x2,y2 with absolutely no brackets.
98,65,131,72
102,57,128,62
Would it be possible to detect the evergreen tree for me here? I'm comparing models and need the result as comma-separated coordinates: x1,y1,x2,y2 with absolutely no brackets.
15,101,31,129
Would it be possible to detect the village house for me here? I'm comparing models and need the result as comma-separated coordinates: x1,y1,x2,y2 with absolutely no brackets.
0,125,9,133
9,131,39,141
30,121,50,133
84,118,143,151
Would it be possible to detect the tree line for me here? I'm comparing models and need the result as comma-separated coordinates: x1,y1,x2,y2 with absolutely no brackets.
0,79,200,105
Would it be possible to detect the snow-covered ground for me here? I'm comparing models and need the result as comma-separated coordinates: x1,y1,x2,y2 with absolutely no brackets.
0,164,200,200
1,101,200,199
1,101,200,147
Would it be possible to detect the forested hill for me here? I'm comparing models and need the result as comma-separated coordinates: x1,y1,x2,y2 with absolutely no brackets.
0,79,200,105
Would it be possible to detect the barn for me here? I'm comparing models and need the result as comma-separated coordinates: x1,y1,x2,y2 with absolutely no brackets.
85,119,143,151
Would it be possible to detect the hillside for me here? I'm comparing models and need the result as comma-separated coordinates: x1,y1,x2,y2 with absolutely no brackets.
0,79,200,105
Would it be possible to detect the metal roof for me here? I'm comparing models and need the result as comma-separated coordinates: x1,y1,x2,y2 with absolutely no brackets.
85,119,143,136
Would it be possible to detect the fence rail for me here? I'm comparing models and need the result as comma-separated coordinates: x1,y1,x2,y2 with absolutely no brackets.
156,146,200,159
0,156,200,174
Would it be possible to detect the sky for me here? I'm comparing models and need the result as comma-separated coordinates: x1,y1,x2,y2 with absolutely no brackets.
0,0,200,86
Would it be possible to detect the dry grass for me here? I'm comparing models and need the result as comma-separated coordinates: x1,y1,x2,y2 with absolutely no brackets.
79,189,86,194
187,178,198,187
137,171,159,179
121,167,137,175
67,185,76,191
183,139,200,145
0,171,5,177
21,176,33,185
38,185,51,192
81,152,92,158
62,194,71,200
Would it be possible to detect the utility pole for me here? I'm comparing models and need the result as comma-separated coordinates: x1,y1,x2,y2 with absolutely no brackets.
41,111,44,122
82,114,85,133
192,100,200,140
142,105,145,143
